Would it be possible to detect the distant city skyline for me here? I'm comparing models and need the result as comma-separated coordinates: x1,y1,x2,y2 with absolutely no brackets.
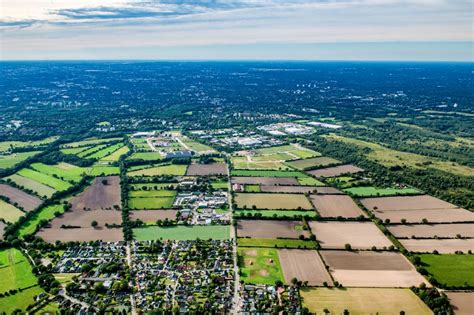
1,0,472,61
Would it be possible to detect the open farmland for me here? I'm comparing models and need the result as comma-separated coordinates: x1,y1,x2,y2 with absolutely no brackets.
0,199,24,223
278,249,333,285
417,254,474,287
237,238,317,249
60,137,122,148
0,248,38,293
301,288,431,315
372,208,474,224
0,183,42,211
133,225,230,240
30,162,87,182
127,164,187,176
0,151,41,169
37,226,124,242
17,168,72,191
310,194,366,218
446,292,474,315
260,185,332,194
238,247,284,285
89,165,120,176
130,210,178,223
129,197,175,209
100,145,129,161
344,186,421,197
231,169,306,177
186,163,227,176
70,176,121,210
17,204,65,238
254,145,320,159
6,174,57,198
86,143,125,159
309,221,392,249
307,164,364,178
231,155,290,170
232,176,298,185
235,193,313,210
127,152,164,161
320,250,427,287
400,239,474,253
286,156,340,170
388,223,474,238
360,195,459,211
235,209,317,219
237,220,310,239
0,137,57,153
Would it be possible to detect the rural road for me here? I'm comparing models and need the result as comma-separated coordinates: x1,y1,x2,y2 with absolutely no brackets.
126,243,138,315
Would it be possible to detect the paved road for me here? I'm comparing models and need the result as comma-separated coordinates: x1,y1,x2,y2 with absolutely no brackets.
126,243,137,315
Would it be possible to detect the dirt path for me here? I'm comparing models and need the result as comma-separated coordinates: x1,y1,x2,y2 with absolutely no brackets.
175,136,191,150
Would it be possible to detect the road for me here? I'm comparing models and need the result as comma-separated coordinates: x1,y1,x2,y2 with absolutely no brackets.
175,136,191,150
126,243,138,315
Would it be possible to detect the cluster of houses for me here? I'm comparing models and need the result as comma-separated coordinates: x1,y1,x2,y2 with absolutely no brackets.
239,284,301,314
173,191,230,224
132,240,234,313
190,128,283,149
258,122,315,136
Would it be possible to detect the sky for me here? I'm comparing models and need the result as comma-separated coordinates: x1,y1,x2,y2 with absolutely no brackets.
0,0,472,61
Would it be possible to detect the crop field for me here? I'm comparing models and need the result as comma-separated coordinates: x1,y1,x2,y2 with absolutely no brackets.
0,248,37,293
6,174,57,198
129,210,178,223
38,226,124,242
131,183,178,190
255,145,320,159
0,137,57,153
76,144,109,158
237,238,317,249
17,204,65,238
244,184,260,192
128,152,164,161
17,168,72,191
417,254,474,287
344,186,421,197
0,151,41,169
234,193,313,210
370,208,474,224
86,143,125,159
71,176,121,210
231,169,306,177
300,288,431,315
231,156,290,170
100,145,129,161
235,210,317,219
320,250,427,287
60,146,92,155
310,195,366,218
286,156,341,170
186,163,227,176
127,164,187,176
0,199,24,223
307,164,364,178
278,249,333,285
297,177,326,186
133,225,230,240
309,222,392,250
360,195,458,211
211,180,228,189
400,239,474,254
129,190,176,198
129,196,175,209
232,176,298,185
0,285,44,314
178,137,215,153
238,247,284,285
446,292,474,315
61,137,122,148
31,162,87,182
237,220,310,239
0,183,42,211
388,223,474,238
89,165,120,176
260,185,320,193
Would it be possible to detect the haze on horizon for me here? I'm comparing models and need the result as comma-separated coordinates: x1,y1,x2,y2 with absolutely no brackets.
0,0,472,61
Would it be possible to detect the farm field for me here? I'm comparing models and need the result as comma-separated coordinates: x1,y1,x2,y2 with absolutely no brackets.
244,184,260,192
76,144,109,157
0,248,38,292
127,152,164,161
344,186,421,197
17,168,72,191
417,254,474,287
278,249,333,285
231,176,298,185
17,204,65,238
133,225,230,240
235,210,317,219
100,145,129,161
60,146,92,155
400,239,474,254
89,165,120,176
300,288,432,315
86,143,125,159
129,190,176,198
309,222,392,249
0,151,41,169
260,185,325,193
60,137,122,148
6,174,57,198
310,194,366,218
0,183,42,211
37,226,124,242
0,285,44,314
297,177,326,186
286,156,340,170
236,220,310,239
360,195,458,211
30,162,87,182
238,247,284,285
211,180,228,189
0,199,24,223
234,193,313,210
130,183,178,190
237,238,318,249
370,208,474,224
254,145,320,159
129,196,175,209
231,169,306,177
320,250,427,287
129,210,178,223
186,163,227,176
70,176,121,210
388,223,474,238
446,292,474,315
307,164,364,178
0,136,57,153
127,164,187,176
231,156,290,170
179,137,215,153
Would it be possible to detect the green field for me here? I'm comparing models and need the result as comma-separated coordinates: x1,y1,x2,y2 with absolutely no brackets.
86,143,125,159
133,225,231,240
297,177,325,186
129,190,176,198
0,199,24,223
235,193,314,210
61,137,122,148
0,285,44,314
30,162,86,182
231,169,307,177
6,174,57,198
231,156,291,170
235,209,317,218
89,165,120,176
0,248,38,292
418,254,474,287
129,196,175,209
244,184,261,192
0,151,41,169
344,186,422,197
60,146,92,155
127,164,187,176
254,145,320,159
0,137,57,153
101,145,129,161
286,156,341,170
237,238,317,249
17,168,72,191
211,180,228,189
131,183,178,190
128,152,164,161
238,247,284,285
17,204,65,238
77,144,109,158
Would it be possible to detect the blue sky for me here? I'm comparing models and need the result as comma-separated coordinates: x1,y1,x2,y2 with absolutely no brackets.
1,0,472,61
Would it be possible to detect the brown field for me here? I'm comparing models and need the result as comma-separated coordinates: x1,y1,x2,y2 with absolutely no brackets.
371,208,474,223
399,239,474,253
388,223,474,238
37,226,123,242
130,210,178,222
186,163,228,176
360,195,458,211
312,187,344,195
71,176,121,210
232,177,298,185
309,221,392,249
237,220,310,239
278,249,333,286
235,193,314,210
307,164,364,178
0,183,42,211
446,292,474,315
320,250,428,287
48,209,123,228
310,195,366,218
260,185,319,193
